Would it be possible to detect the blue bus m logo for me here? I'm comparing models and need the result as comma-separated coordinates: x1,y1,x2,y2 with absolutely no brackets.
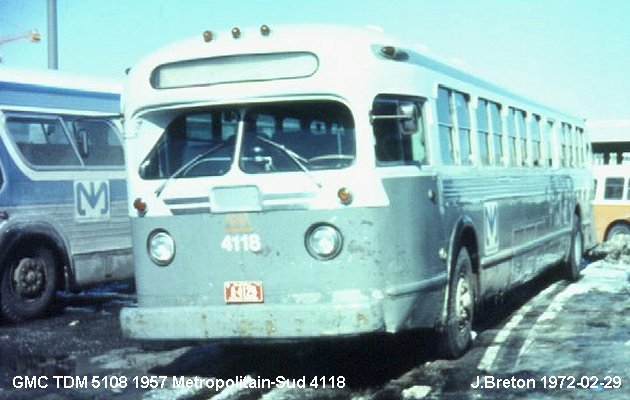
75,180,110,221
484,201,499,254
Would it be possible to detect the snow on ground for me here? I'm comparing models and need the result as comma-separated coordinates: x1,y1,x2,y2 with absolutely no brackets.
90,346,191,371
590,233,630,265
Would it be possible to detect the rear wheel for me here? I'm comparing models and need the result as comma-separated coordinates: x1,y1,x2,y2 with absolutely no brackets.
1,245,58,322
439,246,474,359
605,222,630,241
563,216,583,282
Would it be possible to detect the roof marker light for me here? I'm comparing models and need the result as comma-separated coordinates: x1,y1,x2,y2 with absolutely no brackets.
260,24,271,36
380,46,408,60
231,27,241,39
203,30,213,42
380,46,397,58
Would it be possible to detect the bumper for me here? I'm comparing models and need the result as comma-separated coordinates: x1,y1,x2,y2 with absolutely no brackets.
120,300,385,340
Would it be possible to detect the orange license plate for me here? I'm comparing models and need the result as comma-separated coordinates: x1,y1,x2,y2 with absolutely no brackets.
224,281,263,303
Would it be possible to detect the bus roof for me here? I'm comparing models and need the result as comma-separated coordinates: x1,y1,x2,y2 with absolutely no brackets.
586,119,630,143
125,23,582,122
0,67,121,113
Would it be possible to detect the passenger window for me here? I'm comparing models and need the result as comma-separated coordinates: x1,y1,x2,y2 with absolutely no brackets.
545,120,554,167
437,87,455,165
6,116,81,167
437,87,471,165
560,123,572,167
489,101,503,165
373,95,427,165
575,127,584,167
515,109,527,165
506,107,523,166
72,119,124,166
604,177,624,200
455,92,472,165
530,114,542,166
476,99,491,166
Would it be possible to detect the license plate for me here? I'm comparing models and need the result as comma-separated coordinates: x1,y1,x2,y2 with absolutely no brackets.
224,281,263,303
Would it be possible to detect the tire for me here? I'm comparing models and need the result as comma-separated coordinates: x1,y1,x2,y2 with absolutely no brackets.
605,222,630,242
439,246,474,359
1,245,58,322
563,216,583,282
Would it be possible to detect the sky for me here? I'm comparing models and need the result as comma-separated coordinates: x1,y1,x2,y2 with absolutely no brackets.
1,0,630,124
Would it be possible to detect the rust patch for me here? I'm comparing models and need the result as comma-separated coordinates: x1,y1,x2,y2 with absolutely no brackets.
294,318,304,334
357,313,369,326
237,320,254,337
225,213,253,233
265,320,276,336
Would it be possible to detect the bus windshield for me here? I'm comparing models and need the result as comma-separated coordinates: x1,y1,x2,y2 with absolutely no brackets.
140,100,355,180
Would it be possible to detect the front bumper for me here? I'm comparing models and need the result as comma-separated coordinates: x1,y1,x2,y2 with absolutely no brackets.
120,300,385,340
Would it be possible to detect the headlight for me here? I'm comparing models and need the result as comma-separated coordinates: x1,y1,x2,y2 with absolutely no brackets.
147,230,175,266
305,224,343,260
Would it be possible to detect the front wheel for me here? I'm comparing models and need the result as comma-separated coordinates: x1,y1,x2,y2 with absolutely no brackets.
1,245,58,322
439,246,474,359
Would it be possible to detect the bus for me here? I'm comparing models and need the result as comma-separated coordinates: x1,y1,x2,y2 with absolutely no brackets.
588,119,630,241
120,24,595,358
0,67,133,322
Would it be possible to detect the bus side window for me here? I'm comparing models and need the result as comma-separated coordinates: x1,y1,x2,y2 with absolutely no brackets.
530,114,542,166
436,87,455,165
476,99,491,166
455,92,472,165
73,119,125,166
515,109,527,166
604,177,624,200
559,122,571,167
506,107,518,166
6,116,81,167
372,95,427,165
489,101,503,165
545,120,554,167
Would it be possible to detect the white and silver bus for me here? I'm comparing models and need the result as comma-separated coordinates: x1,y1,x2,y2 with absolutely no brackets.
120,24,595,358
0,68,133,322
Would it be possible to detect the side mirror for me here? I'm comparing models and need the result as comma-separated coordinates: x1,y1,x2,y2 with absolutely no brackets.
398,103,419,135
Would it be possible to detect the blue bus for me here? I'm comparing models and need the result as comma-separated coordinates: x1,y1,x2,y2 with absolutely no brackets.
0,68,132,322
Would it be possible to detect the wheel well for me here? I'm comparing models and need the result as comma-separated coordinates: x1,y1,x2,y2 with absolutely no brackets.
605,220,630,238
1,233,68,292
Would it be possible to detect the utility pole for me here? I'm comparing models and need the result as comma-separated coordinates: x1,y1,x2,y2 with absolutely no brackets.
47,0,58,69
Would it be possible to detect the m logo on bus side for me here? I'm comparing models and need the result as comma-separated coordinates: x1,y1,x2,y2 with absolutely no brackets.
484,201,499,254
74,180,110,222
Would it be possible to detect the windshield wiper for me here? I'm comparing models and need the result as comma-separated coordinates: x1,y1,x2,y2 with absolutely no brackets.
154,142,229,198
256,136,322,189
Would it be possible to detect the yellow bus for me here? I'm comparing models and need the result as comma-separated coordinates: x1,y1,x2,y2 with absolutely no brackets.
592,165,630,241
589,120,630,241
